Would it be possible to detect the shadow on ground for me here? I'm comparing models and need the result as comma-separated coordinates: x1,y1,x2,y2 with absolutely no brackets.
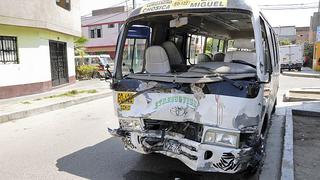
56,138,257,180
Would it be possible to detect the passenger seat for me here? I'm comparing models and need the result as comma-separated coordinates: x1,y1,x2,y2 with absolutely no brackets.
145,46,171,74
224,39,256,66
197,54,212,63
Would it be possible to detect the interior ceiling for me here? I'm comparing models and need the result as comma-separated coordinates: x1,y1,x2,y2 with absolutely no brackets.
137,12,254,39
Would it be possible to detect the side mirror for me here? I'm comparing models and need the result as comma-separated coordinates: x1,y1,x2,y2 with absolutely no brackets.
105,65,113,80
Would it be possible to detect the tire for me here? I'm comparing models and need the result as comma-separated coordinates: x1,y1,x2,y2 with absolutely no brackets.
297,67,302,72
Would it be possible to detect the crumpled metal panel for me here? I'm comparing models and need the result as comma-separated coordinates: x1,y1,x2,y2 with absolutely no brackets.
115,90,263,130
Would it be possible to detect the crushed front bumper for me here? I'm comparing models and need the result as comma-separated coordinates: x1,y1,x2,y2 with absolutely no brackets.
108,128,254,174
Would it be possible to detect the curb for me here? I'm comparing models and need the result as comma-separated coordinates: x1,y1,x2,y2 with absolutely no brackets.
289,90,320,95
0,92,113,124
282,72,320,78
281,109,294,180
283,91,320,102
292,109,320,117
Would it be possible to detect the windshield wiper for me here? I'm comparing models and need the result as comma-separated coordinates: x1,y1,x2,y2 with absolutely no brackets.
190,66,244,90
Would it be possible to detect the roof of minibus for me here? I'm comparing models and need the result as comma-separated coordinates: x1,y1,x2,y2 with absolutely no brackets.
128,0,259,19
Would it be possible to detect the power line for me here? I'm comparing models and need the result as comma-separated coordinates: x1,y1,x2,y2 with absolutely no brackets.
261,6,318,10
259,2,318,7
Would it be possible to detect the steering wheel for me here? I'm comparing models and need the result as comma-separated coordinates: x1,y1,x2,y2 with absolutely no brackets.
231,60,256,69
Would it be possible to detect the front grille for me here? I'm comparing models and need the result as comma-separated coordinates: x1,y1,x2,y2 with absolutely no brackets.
143,119,203,142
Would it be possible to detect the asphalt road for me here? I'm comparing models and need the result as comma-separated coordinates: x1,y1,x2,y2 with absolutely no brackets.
1,74,318,180
0,98,259,180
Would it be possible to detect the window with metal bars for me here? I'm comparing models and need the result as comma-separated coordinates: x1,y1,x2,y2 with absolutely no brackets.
56,0,71,11
0,36,19,64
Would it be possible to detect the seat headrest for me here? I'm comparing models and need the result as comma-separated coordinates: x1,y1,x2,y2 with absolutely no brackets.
145,46,171,74
233,39,255,50
197,54,212,64
162,41,184,65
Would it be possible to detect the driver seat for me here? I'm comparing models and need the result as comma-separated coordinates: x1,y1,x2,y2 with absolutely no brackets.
162,41,188,72
224,39,256,66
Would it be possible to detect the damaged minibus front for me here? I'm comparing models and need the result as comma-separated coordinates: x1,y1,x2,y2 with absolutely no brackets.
108,0,279,174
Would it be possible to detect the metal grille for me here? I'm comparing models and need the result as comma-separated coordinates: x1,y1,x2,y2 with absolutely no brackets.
49,41,69,87
0,36,19,64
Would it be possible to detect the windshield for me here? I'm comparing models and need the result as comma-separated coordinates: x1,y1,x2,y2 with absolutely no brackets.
116,10,257,82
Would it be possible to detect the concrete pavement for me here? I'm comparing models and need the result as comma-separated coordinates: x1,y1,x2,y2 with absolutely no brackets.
0,79,112,123
281,67,320,79
0,97,259,180
0,74,318,180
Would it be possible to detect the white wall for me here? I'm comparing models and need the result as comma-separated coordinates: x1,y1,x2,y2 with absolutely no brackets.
0,25,75,87
0,0,81,37
82,23,121,47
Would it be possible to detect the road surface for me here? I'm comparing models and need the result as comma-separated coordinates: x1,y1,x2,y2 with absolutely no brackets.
1,74,318,180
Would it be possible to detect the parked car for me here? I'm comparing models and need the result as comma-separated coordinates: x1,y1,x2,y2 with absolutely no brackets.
75,55,114,79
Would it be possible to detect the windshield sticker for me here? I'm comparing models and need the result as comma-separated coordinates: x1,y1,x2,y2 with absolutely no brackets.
141,0,228,14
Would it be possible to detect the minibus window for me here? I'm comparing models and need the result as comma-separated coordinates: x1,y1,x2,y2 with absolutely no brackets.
122,38,147,75
205,38,219,54
260,18,272,73
268,27,277,67
272,33,279,65
218,40,225,53
187,34,206,64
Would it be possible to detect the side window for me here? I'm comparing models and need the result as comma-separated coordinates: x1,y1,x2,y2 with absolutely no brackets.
268,27,276,66
260,18,272,73
122,38,147,75
205,38,219,54
273,34,279,65
187,34,205,64
0,36,19,64
218,40,225,53
89,26,102,39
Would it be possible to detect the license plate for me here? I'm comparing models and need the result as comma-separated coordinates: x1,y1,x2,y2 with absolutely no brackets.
164,140,181,154
117,92,135,104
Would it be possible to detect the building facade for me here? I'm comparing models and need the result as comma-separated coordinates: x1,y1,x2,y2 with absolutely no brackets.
81,6,128,58
273,26,297,43
0,0,81,99
296,27,310,45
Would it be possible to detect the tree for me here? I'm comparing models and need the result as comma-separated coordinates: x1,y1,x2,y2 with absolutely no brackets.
205,38,219,54
279,39,292,46
74,37,88,66
74,36,88,57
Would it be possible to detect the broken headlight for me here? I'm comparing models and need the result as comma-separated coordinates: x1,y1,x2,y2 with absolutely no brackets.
204,130,239,148
119,118,142,131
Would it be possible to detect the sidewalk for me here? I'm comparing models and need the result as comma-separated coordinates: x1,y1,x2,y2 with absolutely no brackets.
0,80,112,123
282,67,320,78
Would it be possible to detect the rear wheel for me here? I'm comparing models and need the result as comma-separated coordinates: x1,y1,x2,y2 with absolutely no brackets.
297,67,302,72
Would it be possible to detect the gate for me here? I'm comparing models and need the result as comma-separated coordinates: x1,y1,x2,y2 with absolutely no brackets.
49,41,69,87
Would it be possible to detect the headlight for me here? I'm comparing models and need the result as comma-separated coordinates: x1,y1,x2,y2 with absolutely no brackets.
119,118,142,131
204,130,239,148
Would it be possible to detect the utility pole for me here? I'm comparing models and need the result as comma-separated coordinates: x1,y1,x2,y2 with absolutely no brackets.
133,0,136,9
